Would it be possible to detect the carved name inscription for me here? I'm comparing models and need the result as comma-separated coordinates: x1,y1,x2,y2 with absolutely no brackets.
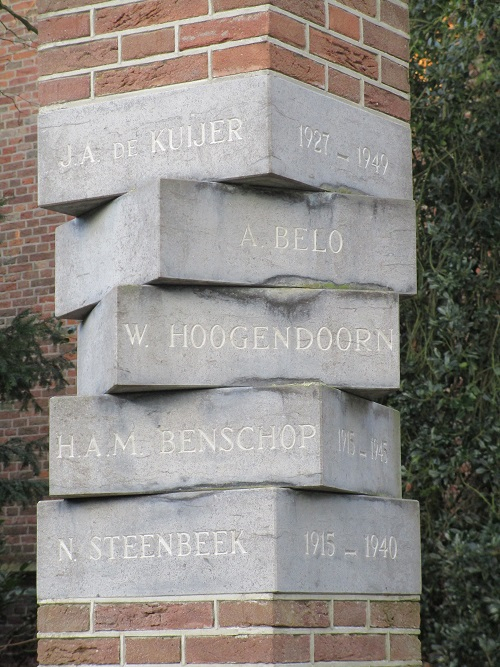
58,529,247,562
57,118,389,184
58,117,244,169
56,427,391,461
49,387,401,498
39,73,412,215
240,225,343,254
37,490,421,599
77,286,400,395
129,322,394,353
56,528,406,565
55,423,317,458
55,181,416,320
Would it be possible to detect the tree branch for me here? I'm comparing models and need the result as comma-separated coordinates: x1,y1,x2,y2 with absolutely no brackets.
0,1,37,35
0,17,34,45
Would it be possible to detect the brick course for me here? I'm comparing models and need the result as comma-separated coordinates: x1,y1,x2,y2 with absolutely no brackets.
38,13,90,43
94,52,208,95
314,633,386,661
219,600,330,627
390,633,422,661
382,56,410,92
328,67,361,102
38,74,90,105
94,0,210,34
37,596,422,665
38,0,96,11
329,5,360,40
213,0,325,25
126,636,181,664
309,26,378,79
371,600,421,628
94,602,214,630
212,42,326,89
37,604,90,633
38,638,119,666
179,13,269,50
334,600,367,626
365,81,411,120
363,19,410,60
337,0,377,17
381,0,410,33
122,27,175,61
39,38,119,76
35,0,411,121
185,634,311,664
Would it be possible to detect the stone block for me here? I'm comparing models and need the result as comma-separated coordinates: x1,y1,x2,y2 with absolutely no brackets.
49,385,401,498
38,72,412,216
55,179,416,319
76,286,399,397
37,489,421,599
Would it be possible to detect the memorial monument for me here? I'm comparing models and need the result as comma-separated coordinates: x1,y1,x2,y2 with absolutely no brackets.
37,1,422,665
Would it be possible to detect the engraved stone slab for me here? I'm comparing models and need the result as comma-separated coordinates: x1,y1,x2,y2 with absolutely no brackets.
77,286,400,397
49,385,401,498
38,72,412,216
55,179,416,319
37,489,421,600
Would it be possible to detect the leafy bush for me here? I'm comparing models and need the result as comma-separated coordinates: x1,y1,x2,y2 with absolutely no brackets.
389,1,500,664
0,309,72,665
1,185,73,667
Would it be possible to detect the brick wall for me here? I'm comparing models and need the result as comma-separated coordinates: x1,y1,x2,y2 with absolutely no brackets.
38,595,421,665
37,0,410,120
0,0,75,566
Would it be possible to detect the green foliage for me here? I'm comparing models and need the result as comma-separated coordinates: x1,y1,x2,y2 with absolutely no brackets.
0,310,73,506
0,204,73,666
0,310,72,412
0,309,72,666
389,1,500,664
0,566,36,666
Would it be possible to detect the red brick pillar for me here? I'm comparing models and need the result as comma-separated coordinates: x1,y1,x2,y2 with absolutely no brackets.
36,2,420,666
38,0,410,121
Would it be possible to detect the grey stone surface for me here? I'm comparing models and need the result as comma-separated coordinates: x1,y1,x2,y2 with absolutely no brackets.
38,73,412,216
55,180,416,319
77,286,399,397
37,488,421,600
49,385,401,498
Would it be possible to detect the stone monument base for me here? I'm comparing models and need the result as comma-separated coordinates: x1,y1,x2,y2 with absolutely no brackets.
38,593,421,666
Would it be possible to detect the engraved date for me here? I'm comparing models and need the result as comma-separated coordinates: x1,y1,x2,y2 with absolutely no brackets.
299,125,330,155
370,437,388,463
365,534,397,559
358,147,389,174
304,531,335,556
